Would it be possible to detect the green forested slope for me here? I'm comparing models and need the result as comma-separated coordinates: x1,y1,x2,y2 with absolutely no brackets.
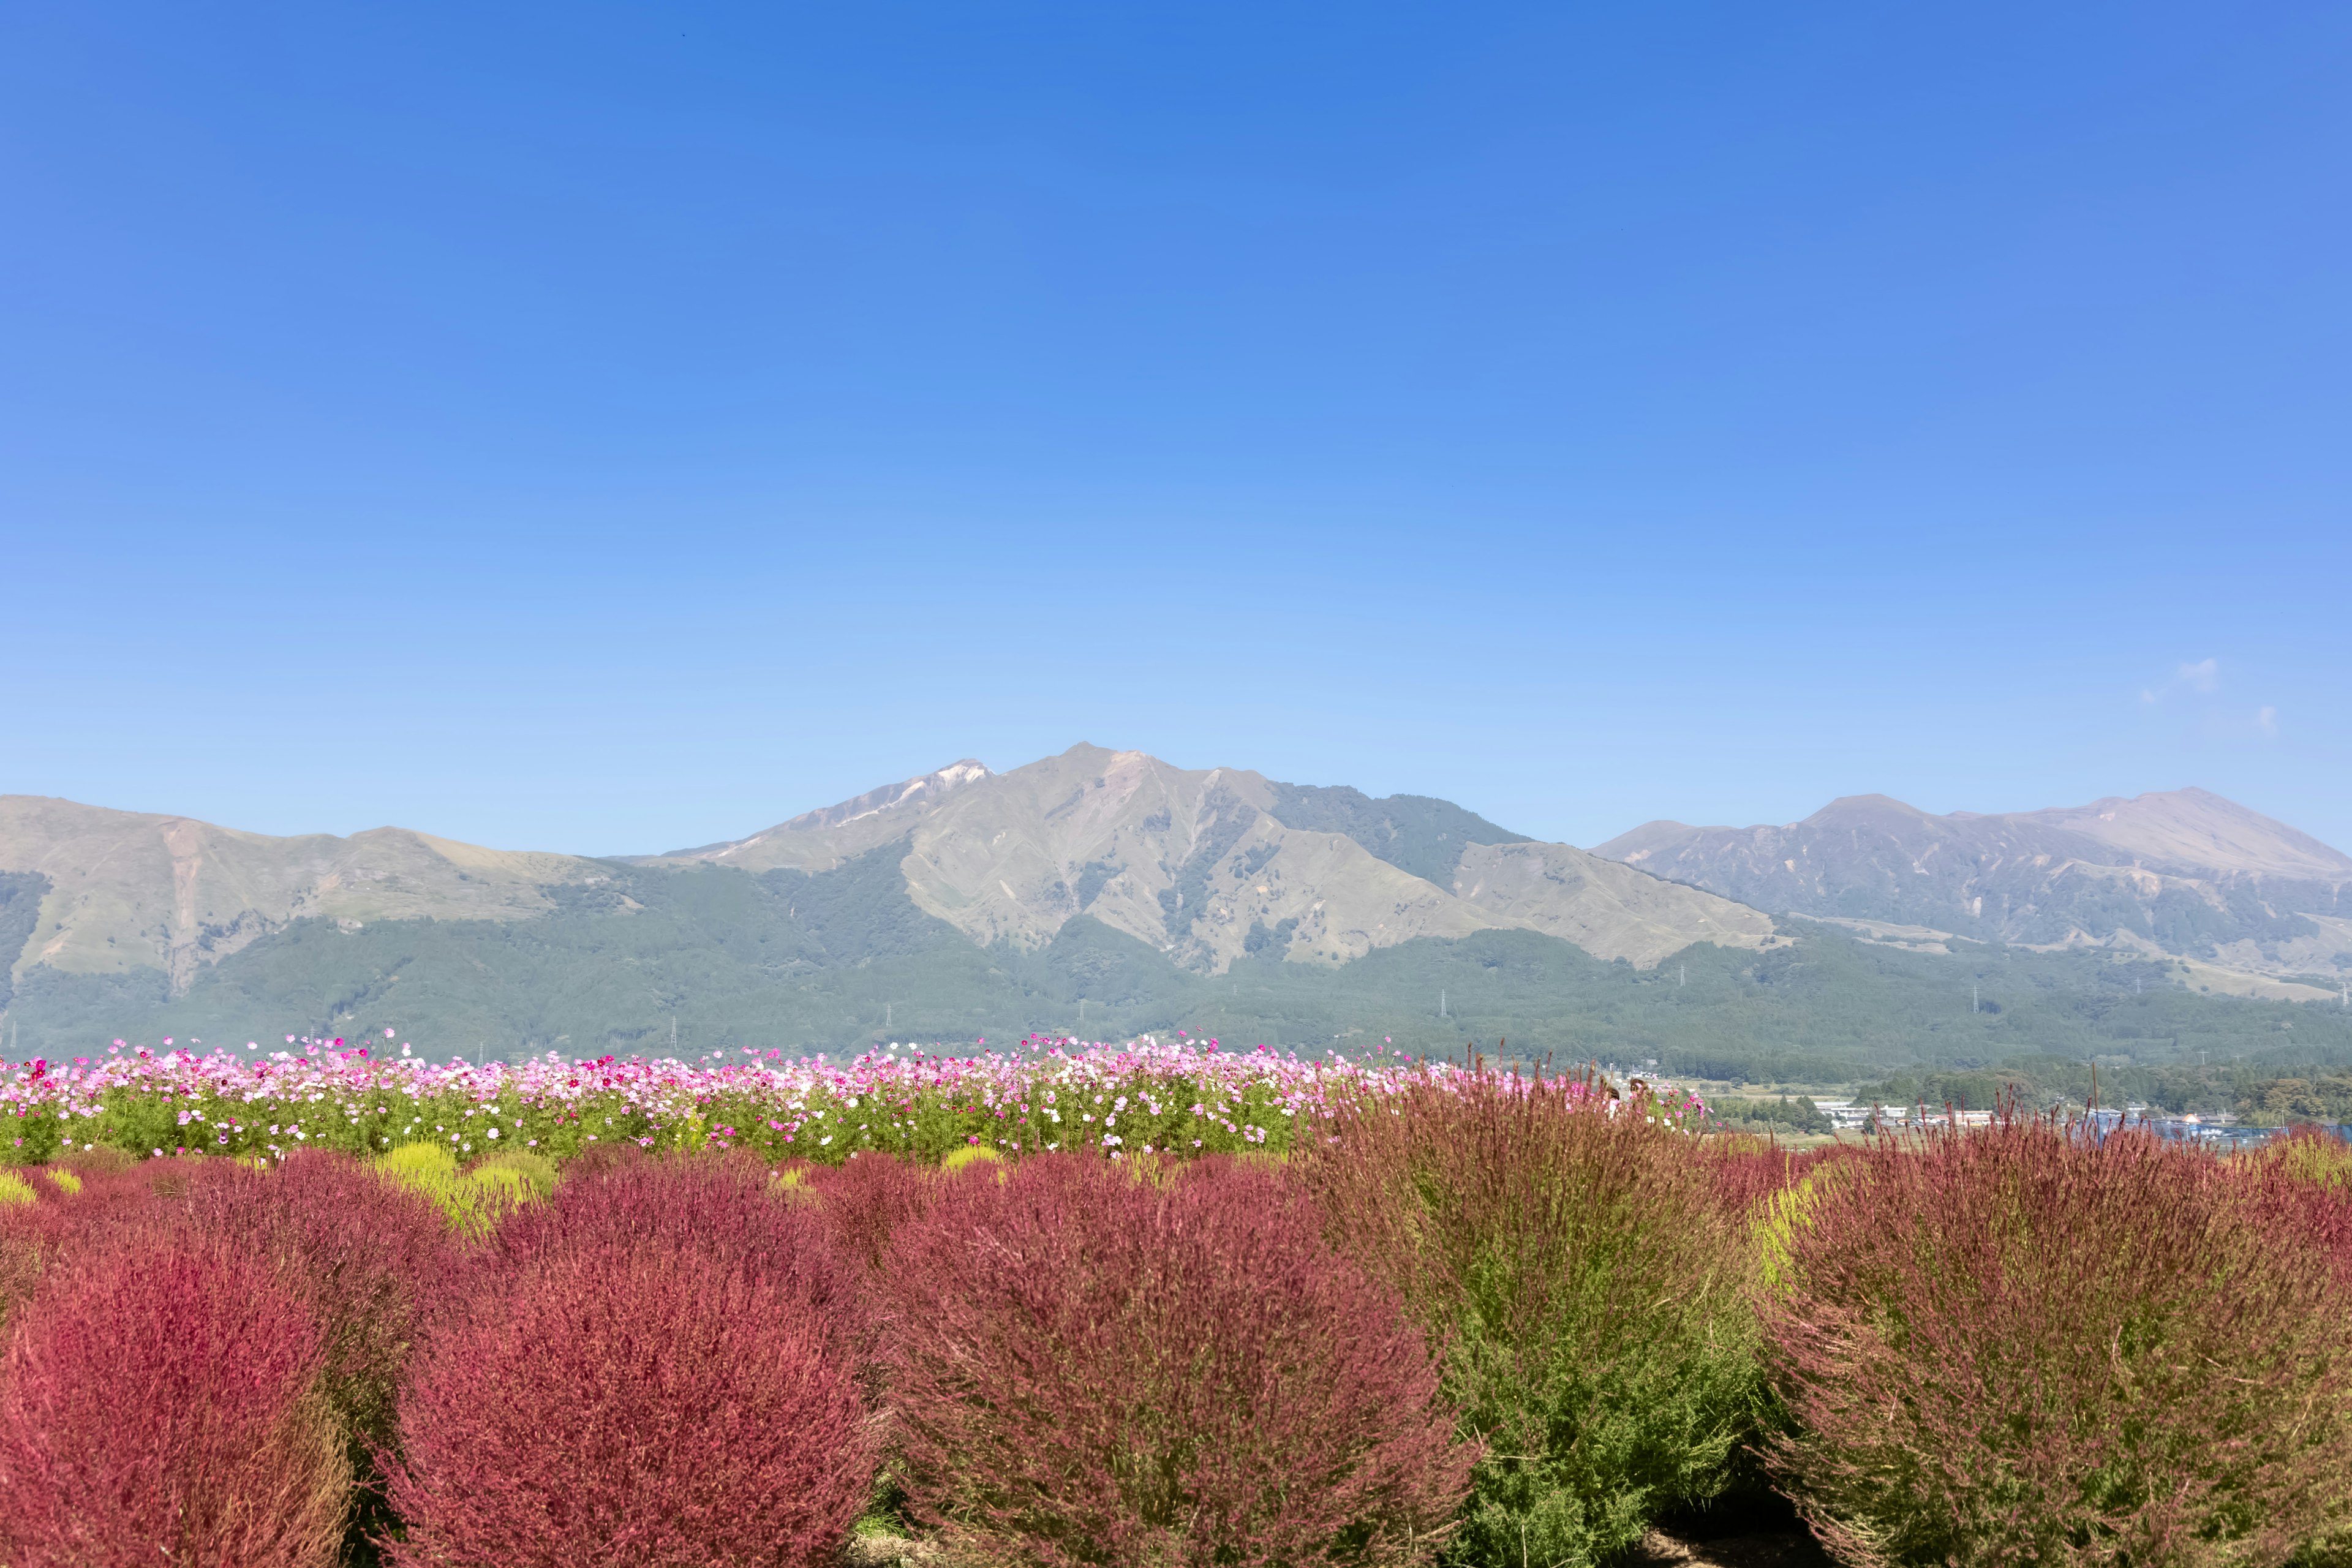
7,844,2349,1078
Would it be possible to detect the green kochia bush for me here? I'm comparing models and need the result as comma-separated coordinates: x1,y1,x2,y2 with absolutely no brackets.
1298,1072,1763,1568
1763,1118,2352,1567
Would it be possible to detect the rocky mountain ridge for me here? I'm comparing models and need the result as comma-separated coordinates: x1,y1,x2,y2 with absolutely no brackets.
641,744,1775,973
1595,788,2352,978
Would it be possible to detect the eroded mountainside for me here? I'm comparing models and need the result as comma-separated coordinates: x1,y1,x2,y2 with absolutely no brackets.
1596,788,2352,978
645,744,1773,973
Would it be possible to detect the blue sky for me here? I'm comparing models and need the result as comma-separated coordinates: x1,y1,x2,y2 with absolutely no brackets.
6,2,2348,856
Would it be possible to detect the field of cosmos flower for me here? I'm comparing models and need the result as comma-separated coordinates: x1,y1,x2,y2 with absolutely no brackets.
1,1033,2350,1568
2,1030,1702,1166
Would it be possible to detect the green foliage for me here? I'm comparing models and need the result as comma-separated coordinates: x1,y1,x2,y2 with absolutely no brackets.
2237,1071,2352,1123
1302,1076,1765,1568
688,1060,1329,1167
0,1171,32,1207
937,1144,1001,1174
3,1097,69,1166
82,1071,658,1167
1708,1095,1831,1134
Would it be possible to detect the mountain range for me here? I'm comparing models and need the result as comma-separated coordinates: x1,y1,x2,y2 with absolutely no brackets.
2,747,2347,1070
645,745,1776,973
1597,788,2352,983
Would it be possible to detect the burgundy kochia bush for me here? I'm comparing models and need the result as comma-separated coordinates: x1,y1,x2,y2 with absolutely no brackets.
0,1223,349,1567
1763,1118,2352,1567
382,1242,874,1568
883,1154,1472,1568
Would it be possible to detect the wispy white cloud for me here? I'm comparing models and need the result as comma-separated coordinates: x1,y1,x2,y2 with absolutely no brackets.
2141,658,2278,740
2143,657,2220,706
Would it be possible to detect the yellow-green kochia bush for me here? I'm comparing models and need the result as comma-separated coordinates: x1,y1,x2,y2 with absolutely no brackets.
375,1144,547,1237
1298,1070,1764,1568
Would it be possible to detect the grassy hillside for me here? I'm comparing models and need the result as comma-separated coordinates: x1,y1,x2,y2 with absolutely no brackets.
7,846,2349,1077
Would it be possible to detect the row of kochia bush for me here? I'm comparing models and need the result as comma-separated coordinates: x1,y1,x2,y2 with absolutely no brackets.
1,1074,2350,1568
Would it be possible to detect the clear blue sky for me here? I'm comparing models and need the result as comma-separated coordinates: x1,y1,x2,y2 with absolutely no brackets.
6,2,2348,856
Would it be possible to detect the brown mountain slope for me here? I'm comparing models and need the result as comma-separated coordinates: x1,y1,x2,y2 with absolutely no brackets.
654,744,1774,973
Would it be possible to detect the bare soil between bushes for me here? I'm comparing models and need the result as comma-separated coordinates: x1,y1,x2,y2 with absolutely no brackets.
837,1499,1833,1568
1629,1495,1831,1568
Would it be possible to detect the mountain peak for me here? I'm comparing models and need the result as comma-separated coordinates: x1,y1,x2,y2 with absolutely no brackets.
1812,794,1940,824
780,759,991,834
660,760,992,864
2022,788,2352,880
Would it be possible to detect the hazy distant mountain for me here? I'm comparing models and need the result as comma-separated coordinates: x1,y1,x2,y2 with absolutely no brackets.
0,794,610,998
646,744,1775,972
1594,788,2352,977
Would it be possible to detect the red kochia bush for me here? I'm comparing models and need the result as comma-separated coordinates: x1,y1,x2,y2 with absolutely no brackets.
1702,1136,1841,1213
804,1151,946,1272
0,1156,211,1326
883,1154,1472,1568
185,1151,450,1452
484,1153,861,1351
382,1243,874,1568
0,1224,348,1567
1763,1119,2352,1567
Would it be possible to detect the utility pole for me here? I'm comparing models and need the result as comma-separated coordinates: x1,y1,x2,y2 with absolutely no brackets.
671,1016,677,1053
1972,984,1979,1014
1439,989,1447,1019
886,1001,892,1028
1678,963,1686,987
